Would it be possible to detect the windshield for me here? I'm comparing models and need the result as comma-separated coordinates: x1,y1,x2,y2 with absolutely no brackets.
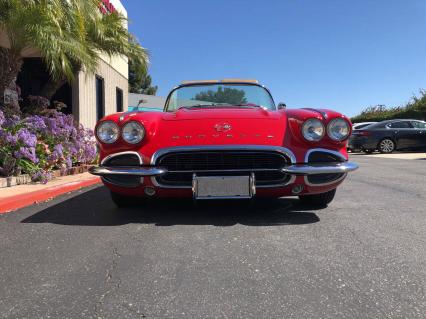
165,83,276,111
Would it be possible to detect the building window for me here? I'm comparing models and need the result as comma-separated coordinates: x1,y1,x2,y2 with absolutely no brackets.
116,87,123,112
96,76,104,120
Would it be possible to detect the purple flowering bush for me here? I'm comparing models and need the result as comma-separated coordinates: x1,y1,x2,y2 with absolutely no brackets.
0,109,97,183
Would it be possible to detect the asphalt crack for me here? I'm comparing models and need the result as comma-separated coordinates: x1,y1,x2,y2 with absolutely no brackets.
93,246,122,319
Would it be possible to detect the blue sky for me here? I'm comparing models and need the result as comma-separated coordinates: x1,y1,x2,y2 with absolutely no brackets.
122,0,426,116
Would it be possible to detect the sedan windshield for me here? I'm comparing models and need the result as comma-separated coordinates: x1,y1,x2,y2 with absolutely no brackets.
165,84,276,111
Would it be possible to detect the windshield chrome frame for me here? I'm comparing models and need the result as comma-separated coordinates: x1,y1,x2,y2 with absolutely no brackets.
163,82,277,112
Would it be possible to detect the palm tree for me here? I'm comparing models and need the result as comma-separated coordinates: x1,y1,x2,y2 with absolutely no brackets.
129,35,157,95
0,0,149,102
40,0,150,98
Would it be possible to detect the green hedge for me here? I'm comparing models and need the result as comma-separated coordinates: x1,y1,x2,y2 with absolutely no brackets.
351,90,426,123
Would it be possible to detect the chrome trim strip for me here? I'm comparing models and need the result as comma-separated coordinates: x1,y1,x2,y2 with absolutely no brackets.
192,173,197,198
150,145,296,165
250,172,256,196
101,151,143,165
281,162,359,175
167,168,281,173
304,148,346,163
304,173,347,187
89,166,167,177
301,108,328,120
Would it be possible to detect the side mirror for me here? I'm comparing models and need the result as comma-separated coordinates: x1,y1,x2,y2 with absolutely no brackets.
277,102,286,110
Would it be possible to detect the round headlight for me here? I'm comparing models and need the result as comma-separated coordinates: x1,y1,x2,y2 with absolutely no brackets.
122,121,145,144
302,118,325,141
96,121,119,144
327,118,350,141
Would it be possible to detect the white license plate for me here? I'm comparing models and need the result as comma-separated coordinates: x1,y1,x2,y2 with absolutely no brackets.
193,175,255,199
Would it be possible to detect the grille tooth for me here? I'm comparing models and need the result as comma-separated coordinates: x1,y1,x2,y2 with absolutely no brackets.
156,150,290,187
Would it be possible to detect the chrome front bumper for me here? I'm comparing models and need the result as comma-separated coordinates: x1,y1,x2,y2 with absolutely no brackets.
281,162,359,175
89,166,167,176
89,161,358,177
90,147,359,189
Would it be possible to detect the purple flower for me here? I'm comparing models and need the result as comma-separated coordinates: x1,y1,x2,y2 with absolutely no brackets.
65,156,72,168
25,115,47,131
0,131,19,145
0,110,5,127
48,144,63,162
4,115,20,128
31,170,52,184
1,108,98,180
17,128,37,147
14,147,39,163
54,144,63,155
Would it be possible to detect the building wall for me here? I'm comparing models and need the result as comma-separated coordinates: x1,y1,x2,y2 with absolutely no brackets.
98,0,128,81
73,0,129,129
73,59,128,128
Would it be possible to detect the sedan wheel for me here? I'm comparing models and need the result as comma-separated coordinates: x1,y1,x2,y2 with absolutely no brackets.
378,138,395,153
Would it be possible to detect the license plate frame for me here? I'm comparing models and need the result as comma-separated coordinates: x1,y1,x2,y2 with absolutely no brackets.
192,173,256,200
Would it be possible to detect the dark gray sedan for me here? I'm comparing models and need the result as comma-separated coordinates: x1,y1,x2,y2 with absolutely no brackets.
348,119,426,153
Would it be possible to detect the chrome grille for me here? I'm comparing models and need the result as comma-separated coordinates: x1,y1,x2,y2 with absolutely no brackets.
154,150,291,187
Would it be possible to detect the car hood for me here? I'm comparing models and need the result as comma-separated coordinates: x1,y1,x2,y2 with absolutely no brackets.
149,108,287,147
161,107,280,120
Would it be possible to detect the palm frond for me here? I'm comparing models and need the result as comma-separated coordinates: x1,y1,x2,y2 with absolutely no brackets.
1,0,149,83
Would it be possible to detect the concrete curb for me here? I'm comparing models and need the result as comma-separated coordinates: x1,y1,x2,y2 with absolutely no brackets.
0,177,102,214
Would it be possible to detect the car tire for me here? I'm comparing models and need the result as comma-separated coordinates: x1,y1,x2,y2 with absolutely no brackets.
299,189,336,206
378,138,395,153
110,191,141,207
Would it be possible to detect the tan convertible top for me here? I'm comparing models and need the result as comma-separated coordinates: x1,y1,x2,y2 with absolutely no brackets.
181,79,259,85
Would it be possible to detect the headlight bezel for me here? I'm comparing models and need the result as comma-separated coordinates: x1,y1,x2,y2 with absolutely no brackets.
96,120,119,144
121,121,146,144
327,118,351,141
301,118,325,142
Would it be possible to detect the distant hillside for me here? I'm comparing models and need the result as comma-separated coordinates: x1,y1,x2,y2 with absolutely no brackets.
351,90,426,123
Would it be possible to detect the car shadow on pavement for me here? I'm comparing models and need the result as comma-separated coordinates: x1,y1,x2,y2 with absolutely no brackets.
22,187,321,227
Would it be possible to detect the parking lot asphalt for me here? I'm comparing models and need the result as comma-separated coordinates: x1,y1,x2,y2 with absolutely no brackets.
0,156,425,319
351,151,426,160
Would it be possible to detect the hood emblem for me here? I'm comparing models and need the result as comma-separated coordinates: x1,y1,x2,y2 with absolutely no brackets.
214,123,232,132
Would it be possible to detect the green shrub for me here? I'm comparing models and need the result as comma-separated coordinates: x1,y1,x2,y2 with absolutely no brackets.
351,90,426,123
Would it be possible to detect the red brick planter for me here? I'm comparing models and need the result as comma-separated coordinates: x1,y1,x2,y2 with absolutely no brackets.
0,165,94,188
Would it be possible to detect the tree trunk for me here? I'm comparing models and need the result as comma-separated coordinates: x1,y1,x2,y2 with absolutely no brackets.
39,76,68,100
0,48,22,107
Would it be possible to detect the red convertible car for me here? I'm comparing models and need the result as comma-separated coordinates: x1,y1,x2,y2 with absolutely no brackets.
90,79,358,207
